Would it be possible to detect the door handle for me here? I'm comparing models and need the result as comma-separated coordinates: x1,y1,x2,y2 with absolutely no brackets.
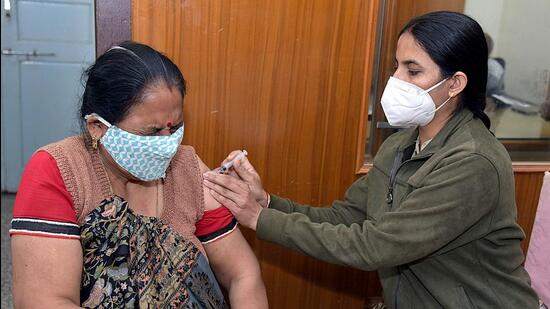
4,0,10,17
2,49,56,57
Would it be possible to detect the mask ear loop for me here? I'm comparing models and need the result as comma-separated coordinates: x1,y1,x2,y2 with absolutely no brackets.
422,77,450,94
432,96,453,114
84,113,115,196
84,113,113,128
425,77,454,115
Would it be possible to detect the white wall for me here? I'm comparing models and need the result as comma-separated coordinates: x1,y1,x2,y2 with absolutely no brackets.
464,0,504,55
465,0,550,105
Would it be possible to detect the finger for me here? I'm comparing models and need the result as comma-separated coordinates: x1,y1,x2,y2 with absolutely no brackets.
210,167,223,174
209,189,244,221
220,150,244,166
233,157,260,182
208,189,240,211
209,166,238,178
204,172,249,192
233,155,254,171
212,167,241,180
228,169,240,179
203,179,247,205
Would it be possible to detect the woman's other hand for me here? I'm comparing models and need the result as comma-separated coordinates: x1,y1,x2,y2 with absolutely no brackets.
203,172,263,231
217,150,269,208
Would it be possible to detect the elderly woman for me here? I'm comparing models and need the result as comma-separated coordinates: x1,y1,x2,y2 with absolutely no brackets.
10,41,267,308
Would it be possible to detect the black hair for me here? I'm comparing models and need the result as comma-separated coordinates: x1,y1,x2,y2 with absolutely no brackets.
399,11,491,129
79,41,186,133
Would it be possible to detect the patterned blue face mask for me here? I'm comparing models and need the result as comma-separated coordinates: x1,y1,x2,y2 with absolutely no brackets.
85,113,184,181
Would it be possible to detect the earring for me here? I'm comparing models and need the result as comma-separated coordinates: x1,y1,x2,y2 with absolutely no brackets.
91,136,99,150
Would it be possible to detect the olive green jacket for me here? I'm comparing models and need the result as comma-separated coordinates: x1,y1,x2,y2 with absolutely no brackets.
257,109,538,308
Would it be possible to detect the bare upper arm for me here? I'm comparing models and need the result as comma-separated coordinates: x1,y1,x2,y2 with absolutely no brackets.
11,235,83,307
203,227,262,288
196,155,223,211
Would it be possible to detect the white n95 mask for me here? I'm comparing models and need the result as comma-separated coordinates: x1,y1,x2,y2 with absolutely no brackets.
85,113,184,181
381,76,451,128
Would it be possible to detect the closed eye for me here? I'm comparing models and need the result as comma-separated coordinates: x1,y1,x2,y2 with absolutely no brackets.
132,128,162,136
169,123,183,134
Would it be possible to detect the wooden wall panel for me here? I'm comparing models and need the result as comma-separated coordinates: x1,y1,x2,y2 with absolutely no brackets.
133,1,380,307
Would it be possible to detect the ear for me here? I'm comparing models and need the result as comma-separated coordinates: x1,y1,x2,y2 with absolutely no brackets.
85,117,108,140
448,71,468,98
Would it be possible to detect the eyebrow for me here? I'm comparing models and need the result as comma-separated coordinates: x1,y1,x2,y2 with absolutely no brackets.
142,125,160,131
144,121,183,131
395,58,422,66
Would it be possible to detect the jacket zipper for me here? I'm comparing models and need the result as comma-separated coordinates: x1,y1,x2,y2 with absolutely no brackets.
386,150,433,209
386,149,432,309
387,150,404,308
386,150,404,210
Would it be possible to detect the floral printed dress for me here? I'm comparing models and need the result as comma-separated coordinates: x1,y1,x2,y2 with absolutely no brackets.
79,196,228,308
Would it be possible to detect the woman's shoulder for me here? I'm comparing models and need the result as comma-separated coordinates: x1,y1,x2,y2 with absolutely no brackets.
432,119,512,188
458,118,512,168
12,150,79,233
171,145,215,173
172,144,196,162
40,135,88,157
166,144,203,183
38,135,93,180
163,146,206,232
168,145,200,175
177,144,196,152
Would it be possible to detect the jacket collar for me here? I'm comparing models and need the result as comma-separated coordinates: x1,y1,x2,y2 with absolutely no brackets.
397,108,474,155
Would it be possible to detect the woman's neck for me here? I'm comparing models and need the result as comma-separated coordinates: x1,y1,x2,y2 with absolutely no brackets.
98,147,147,194
418,105,456,144
96,147,162,217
